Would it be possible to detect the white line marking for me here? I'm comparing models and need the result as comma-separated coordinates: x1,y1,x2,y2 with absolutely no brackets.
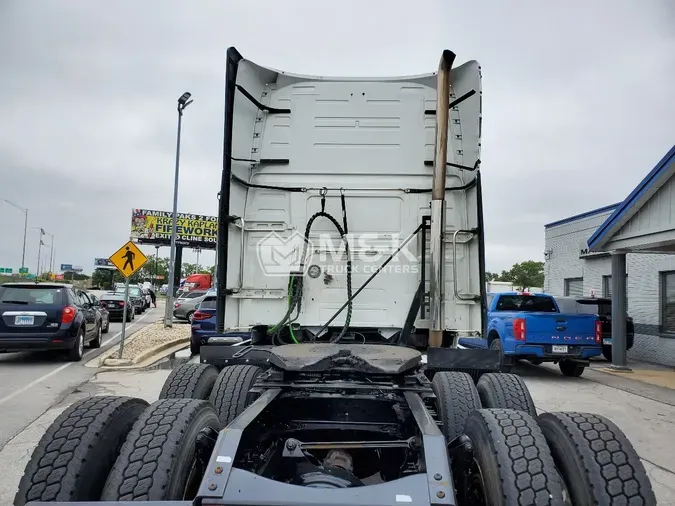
0,308,158,407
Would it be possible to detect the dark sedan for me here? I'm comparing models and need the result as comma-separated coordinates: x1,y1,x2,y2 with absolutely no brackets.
100,292,135,322
113,284,145,314
0,282,103,361
87,292,110,334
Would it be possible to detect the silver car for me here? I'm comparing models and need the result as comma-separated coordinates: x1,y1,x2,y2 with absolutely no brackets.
173,290,208,322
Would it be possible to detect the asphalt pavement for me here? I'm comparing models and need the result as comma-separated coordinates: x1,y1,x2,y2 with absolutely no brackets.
0,302,165,449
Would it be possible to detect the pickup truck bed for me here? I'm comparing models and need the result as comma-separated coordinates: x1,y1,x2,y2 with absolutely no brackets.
461,292,602,377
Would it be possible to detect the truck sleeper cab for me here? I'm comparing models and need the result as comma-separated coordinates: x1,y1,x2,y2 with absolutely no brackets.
213,48,485,349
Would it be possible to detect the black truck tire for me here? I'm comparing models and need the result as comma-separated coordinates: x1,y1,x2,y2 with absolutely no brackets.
464,408,564,506
101,399,222,501
476,373,537,417
431,371,482,442
559,360,585,377
538,412,656,506
14,396,149,506
159,363,219,400
209,364,264,426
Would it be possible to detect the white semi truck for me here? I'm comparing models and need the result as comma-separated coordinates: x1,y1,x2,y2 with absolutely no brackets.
211,48,485,350
14,48,656,506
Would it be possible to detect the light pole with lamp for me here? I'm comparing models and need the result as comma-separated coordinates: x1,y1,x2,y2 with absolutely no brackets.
165,92,193,328
33,227,45,278
1,197,28,271
45,232,55,278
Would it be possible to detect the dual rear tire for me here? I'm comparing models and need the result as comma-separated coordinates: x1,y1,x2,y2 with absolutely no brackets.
432,371,656,505
16,367,655,505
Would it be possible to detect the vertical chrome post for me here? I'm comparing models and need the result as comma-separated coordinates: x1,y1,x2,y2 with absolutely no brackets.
429,50,455,348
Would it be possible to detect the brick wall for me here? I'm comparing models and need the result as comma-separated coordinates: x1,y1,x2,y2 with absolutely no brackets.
544,209,675,367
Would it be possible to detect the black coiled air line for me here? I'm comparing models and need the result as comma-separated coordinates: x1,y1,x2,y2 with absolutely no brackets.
271,188,353,343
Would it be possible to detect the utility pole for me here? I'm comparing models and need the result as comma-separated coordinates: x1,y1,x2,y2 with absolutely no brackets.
1,198,28,270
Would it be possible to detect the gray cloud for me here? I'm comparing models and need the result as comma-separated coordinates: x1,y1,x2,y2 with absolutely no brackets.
0,0,673,276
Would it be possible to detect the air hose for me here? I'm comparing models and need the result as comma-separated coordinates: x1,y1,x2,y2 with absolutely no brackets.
270,189,353,343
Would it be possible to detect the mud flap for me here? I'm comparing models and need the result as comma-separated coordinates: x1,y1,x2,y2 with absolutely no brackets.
425,348,500,382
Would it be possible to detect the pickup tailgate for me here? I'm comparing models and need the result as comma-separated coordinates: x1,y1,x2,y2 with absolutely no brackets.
522,312,598,346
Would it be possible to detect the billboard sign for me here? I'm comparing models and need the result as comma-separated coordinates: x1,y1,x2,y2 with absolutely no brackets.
95,258,117,270
130,208,218,249
60,264,73,271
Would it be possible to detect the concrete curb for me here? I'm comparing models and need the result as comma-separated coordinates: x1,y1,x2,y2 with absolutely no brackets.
132,337,189,365
87,322,163,368
97,338,190,370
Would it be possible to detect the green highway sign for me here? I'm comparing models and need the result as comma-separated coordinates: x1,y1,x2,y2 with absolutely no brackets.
19,267,29,274
0,268,12,274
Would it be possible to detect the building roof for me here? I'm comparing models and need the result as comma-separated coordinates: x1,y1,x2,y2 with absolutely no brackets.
588,144,675,251
544,203,620,229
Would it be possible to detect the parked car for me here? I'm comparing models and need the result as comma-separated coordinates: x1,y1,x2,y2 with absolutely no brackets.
113,284,145,314
86,292,110,333
190,293,217,354
174,290,208,323
100,292,134,322
160,284,168,295
459,292,602,377
555,296,635,362
0,282,103,361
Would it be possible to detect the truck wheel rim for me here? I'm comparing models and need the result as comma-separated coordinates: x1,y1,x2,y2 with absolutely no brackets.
468,458,488,504
182,458,203,500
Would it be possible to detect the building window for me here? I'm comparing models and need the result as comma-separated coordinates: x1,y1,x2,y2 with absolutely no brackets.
661,271,675,335
564,278,584,297
603,274,628,299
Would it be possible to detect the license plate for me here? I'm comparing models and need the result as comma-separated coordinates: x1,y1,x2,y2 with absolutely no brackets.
15,315,35,326
108,303,117,308
552,345,568,353
603,339,612,345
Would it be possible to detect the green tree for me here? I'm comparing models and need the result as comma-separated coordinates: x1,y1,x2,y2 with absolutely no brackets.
486,272,500,282
138,256,169,281
495,261,544,290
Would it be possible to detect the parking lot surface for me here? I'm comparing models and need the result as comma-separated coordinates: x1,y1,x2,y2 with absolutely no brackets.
0,303,164,449
0,356,673,504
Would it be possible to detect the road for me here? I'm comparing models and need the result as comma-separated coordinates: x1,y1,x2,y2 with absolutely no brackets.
0,302,165,449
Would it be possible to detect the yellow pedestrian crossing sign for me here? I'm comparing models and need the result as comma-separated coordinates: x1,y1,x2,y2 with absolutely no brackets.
109,241,148,278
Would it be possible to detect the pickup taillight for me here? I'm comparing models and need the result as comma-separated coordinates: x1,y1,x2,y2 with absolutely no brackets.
595,320,602,344
513,318,526,341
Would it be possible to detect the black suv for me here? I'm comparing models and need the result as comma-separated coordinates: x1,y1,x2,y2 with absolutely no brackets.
0,282,103,361
555,296,634,361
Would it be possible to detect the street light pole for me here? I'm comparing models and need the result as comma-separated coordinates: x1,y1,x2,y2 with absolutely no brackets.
154,246,160,288
1,198,28,270
46,232,54,277
165,92,193,328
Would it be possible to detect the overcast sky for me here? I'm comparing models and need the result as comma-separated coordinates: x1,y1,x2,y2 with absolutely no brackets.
1,0,673,277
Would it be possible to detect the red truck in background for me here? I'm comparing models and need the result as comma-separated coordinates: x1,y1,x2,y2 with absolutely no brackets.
180,273,212,293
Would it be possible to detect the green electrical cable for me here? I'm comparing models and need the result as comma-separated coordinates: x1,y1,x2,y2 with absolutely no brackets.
268,276,299,343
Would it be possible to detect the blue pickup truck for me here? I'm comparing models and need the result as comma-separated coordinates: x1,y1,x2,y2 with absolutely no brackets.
459,292,602,377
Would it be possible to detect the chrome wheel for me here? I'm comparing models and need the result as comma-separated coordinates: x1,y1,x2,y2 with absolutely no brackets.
78,331,85,356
